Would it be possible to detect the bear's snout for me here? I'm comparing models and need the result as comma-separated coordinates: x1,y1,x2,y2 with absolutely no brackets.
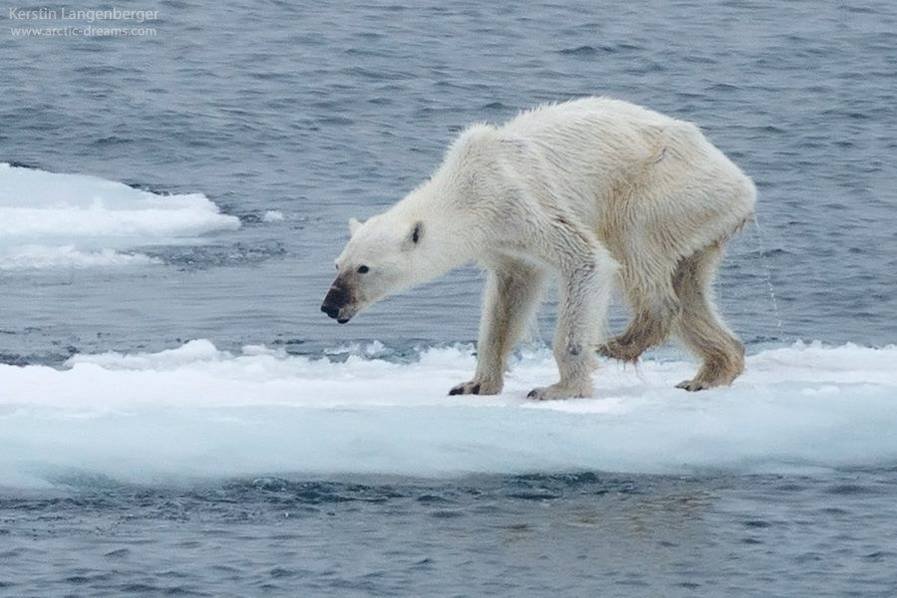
320,301,341,319
321,280,353,323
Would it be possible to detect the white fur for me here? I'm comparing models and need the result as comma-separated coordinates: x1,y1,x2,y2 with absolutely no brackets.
331,97,756,399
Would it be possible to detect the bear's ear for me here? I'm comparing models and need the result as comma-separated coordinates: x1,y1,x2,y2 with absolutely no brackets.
348,217,363,237
402,221,424,251
410,221,423,245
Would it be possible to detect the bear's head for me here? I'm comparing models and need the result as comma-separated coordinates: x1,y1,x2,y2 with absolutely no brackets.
321,215,425,323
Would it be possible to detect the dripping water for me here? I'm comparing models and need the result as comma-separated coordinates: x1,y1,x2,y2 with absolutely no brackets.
752,213,784,337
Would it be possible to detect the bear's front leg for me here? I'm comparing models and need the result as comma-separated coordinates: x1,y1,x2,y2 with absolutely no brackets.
527,247,617,401
450,262,546,396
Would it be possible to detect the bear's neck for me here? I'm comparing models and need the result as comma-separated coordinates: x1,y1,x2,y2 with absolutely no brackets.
392,181,483,274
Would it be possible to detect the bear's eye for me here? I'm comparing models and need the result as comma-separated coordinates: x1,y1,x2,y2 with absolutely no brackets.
357,265,370,274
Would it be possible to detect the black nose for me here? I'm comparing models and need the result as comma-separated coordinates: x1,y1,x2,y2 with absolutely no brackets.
322,282,350,321
321,302,340,319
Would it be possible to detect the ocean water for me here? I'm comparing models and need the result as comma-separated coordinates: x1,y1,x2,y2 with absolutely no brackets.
1,0,896,595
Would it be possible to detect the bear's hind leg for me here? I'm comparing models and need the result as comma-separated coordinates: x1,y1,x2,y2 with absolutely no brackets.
672,241,745,391
598,268,679,363
449,260,546,396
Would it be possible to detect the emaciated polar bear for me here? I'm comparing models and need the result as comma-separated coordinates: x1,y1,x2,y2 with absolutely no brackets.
322,97,755,400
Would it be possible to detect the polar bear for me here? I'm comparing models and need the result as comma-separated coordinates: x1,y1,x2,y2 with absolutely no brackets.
322,97,755,399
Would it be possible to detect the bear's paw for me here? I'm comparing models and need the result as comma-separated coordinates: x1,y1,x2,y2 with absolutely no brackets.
448,379,502,396
526,382,592,401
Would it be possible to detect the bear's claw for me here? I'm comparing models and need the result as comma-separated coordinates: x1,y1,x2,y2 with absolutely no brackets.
526,383,591,401
676,379,703,391
449,380,502,396
449,382,480,395
597,338,643,363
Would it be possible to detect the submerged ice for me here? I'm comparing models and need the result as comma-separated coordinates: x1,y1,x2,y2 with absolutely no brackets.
1,341,896,488
0,162,240,270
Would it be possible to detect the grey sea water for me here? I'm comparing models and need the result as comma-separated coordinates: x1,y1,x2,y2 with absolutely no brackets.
1,0,896,595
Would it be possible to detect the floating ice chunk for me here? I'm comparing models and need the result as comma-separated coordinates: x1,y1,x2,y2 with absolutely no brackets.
1,341,896,487
0,163,240,270
0,245,161,270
